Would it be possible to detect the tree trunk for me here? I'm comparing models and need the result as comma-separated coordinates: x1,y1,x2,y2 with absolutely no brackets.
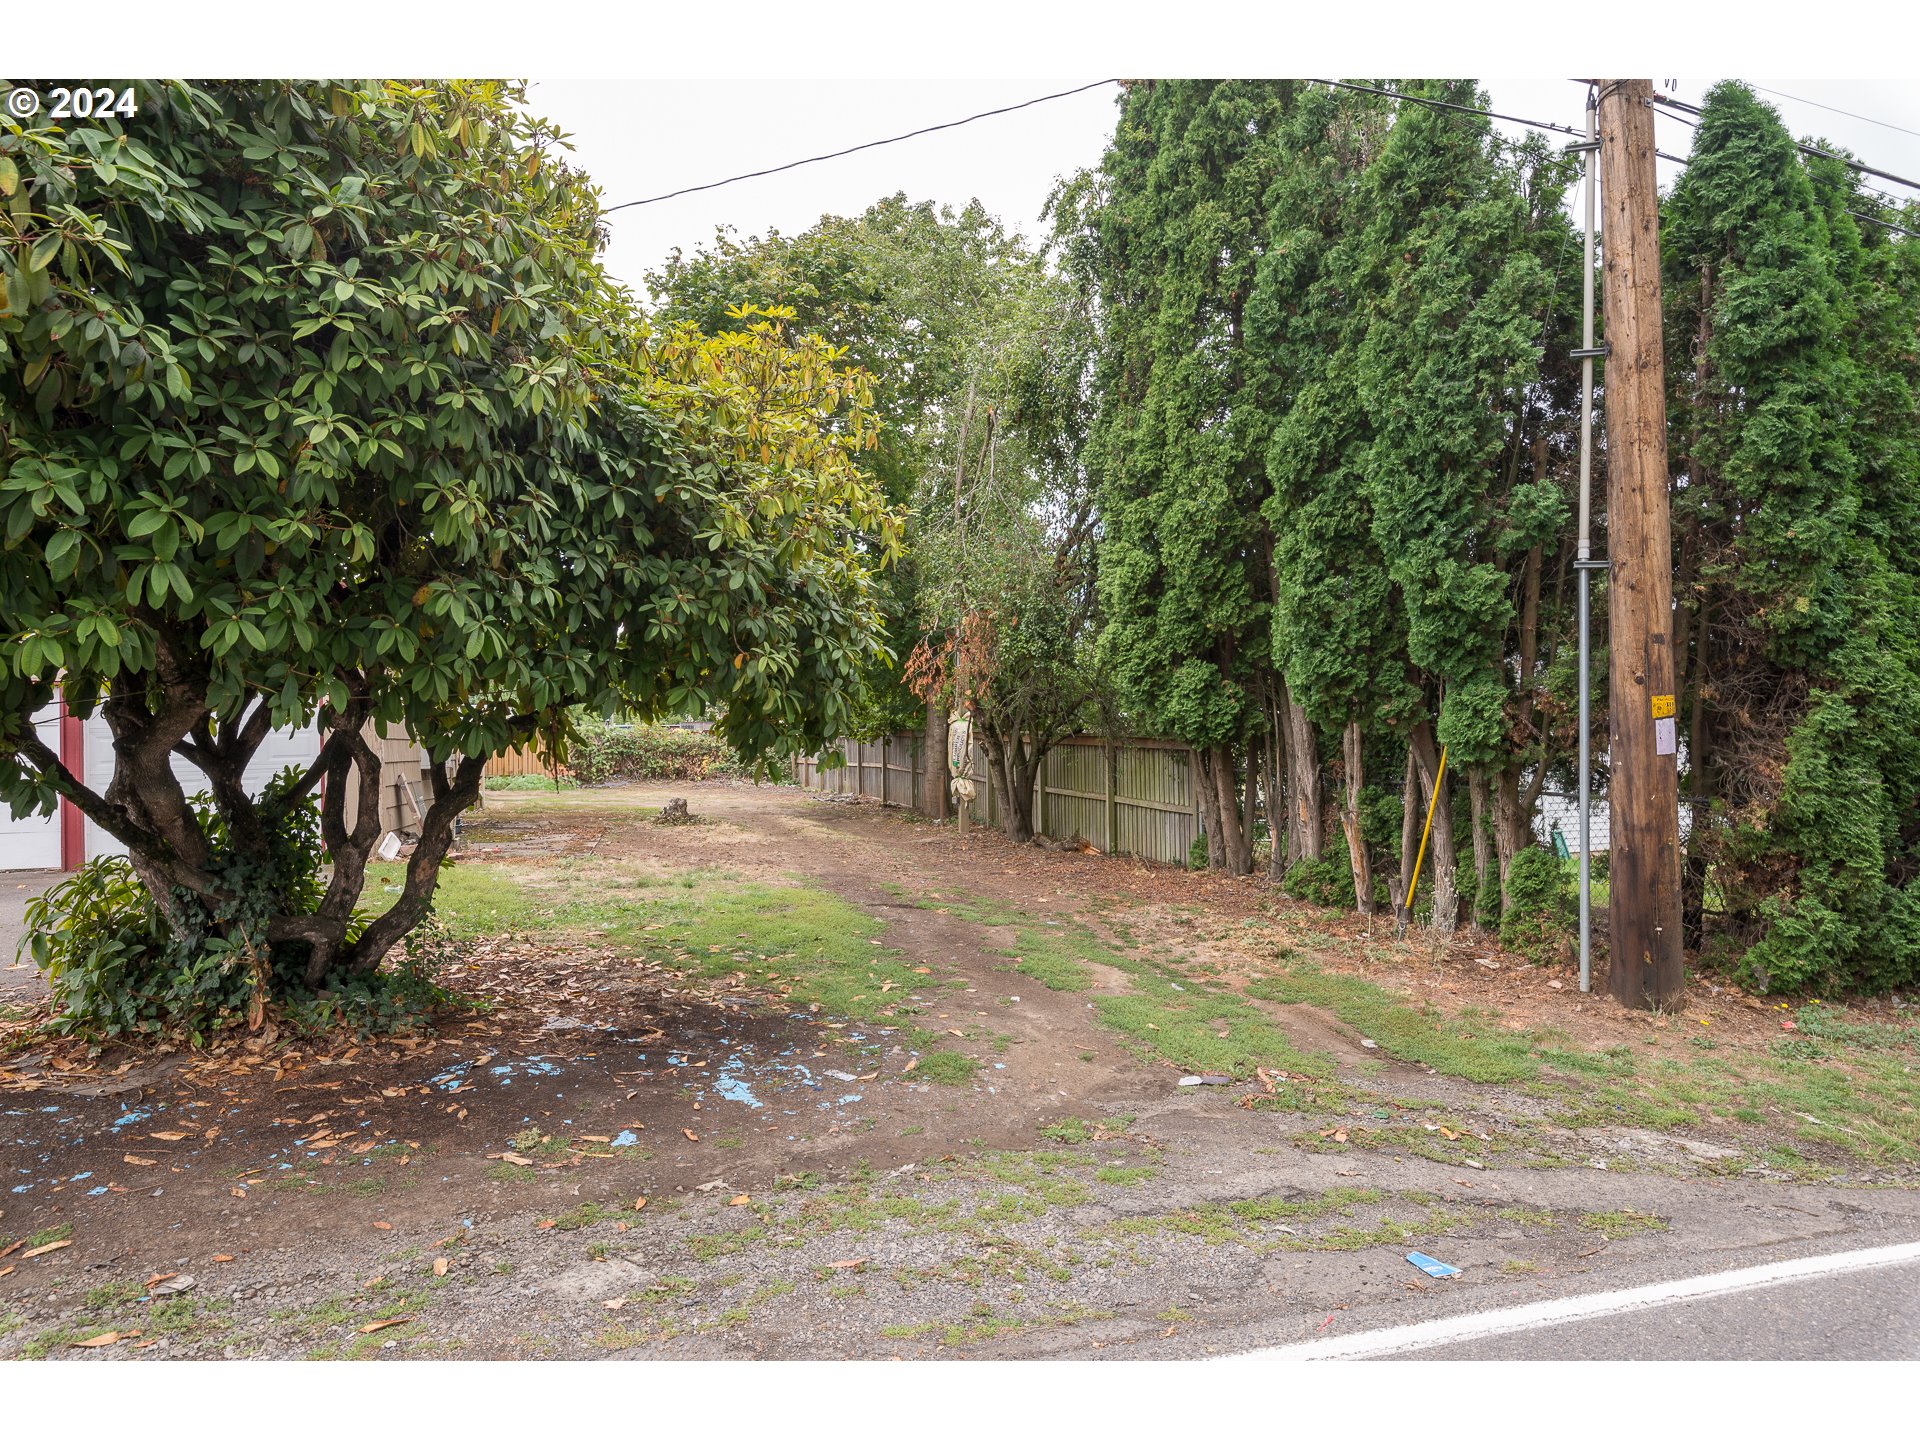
1338,720,1372,914
979,726,1038,843
1281,680,1322,864
1394,748,1420,918
1409,720,1459,935
1199,744,1252,875
1492,767,1529,911
1263,706,1288,879
1468,765,1496,932
345,752,488,972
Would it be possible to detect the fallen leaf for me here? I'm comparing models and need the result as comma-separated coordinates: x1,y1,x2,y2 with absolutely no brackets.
632,1196,648,1211
488,1152,533,1167
22,1238,71,1259
581,1135,612,1144
123,1155,157,1167
537,1219,556,1230
825,1258,867,1270
0,1239,24,1260
682,1129,699,1142
230,1187,248,1199
150,1132,188,1142
730,1194,750,1206
212,1255,235,1263
72,1330,137,1348
603,1297,628,1311
356,1317,411,1334
902,1058,919,1074
947,1029,964,1037
432,1257,449,1277
371,1221,392,1231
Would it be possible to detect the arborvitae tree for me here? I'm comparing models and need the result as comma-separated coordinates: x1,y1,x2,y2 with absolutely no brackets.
1349,83,1581,930
1079,80,1298,875
1664,82,1920,991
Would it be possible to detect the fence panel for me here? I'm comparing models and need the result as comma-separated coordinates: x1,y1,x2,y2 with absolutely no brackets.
484,746,556,778
796,730,1200,867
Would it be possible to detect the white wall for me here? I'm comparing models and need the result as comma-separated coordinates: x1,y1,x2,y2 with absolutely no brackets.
0,704,62,871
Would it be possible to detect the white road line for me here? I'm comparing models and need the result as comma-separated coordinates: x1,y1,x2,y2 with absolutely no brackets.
1223,1239,1920,1361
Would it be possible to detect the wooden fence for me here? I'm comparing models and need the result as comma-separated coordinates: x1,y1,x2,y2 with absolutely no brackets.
483,745,558,779
795,733,1201,867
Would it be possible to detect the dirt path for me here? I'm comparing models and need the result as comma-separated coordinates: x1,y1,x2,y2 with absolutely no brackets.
3,780,1918,1360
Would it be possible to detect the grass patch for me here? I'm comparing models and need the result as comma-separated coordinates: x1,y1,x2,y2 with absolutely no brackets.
386,856,986,1078
1577,1209,1669,1240
914,895,1099,993
1248,967,1539,1083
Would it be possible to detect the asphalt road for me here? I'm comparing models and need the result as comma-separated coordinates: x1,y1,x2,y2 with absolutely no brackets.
1222,1241,1920,1362
1407,1259,1920,1359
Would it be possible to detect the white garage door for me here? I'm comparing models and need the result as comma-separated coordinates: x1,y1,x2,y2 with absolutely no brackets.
81,706,322,861
0,705,62,871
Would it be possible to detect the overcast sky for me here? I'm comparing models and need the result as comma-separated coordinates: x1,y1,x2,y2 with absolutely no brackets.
525,78,1920,301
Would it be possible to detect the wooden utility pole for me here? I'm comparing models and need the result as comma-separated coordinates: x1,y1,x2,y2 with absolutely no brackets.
1597,79,1685,1010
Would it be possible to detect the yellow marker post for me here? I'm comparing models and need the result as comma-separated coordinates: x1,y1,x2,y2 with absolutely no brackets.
1405,745,1449,920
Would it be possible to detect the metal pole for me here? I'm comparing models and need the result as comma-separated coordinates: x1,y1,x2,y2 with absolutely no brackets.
1576,88,1598,995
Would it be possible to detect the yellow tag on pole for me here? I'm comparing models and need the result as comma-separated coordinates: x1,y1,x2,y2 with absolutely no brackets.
1650,694,1676,719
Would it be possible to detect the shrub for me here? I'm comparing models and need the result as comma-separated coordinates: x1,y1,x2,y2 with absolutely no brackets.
565,722,743,784
1500,846,1573,964
1284,856,1356,909
19,773,459,1042
484,773,577,792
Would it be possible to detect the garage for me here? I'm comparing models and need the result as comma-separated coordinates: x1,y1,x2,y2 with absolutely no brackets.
0,704,64,871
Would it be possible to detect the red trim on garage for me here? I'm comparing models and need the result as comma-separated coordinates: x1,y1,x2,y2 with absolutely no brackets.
58,693,84,870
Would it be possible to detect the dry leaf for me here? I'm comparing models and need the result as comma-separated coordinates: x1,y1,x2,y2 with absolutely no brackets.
730,1194,750,1206
72,1330,137,1348
632,1196,648,1211
432,1257,449,1277
902,1058,919,1074
123,1155,157,1167
356,1317,411,1334
603,1297,628,1311
682,1129,699,1142
825,1258,867,1270
22,1238,71,1259
150,1132,188,1141
536,1219,555,1230
212,1255,235,1263
144,1272,179,1289
371,1221,392,1231
0,1240,23,1260
488,1152,533,1167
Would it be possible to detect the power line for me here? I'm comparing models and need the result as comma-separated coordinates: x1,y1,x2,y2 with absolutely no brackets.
1652,94,1920,194
600,79,1120,215
1305,78,1584,139
1751,84,1920,143
1651,141,1920,240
